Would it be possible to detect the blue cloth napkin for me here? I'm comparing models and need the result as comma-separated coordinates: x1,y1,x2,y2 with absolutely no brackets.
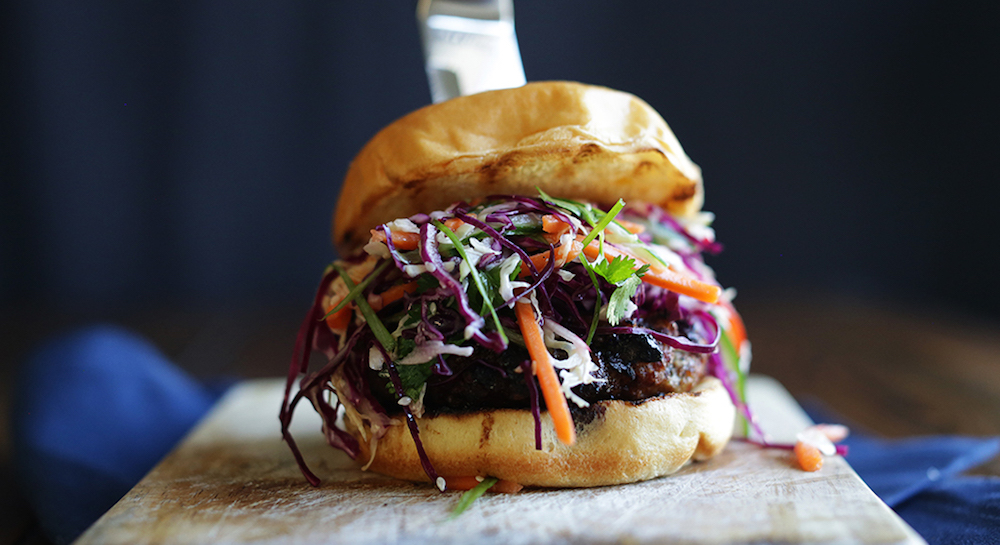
803,403,1000,544
11,326,1000,543
11,325,228,544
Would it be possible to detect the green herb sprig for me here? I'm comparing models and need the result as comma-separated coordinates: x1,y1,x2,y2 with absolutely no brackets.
322,260,391,319
450,477,499,518
331,262,396,353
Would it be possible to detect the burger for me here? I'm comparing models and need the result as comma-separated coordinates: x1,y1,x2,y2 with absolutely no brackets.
280,81,751,491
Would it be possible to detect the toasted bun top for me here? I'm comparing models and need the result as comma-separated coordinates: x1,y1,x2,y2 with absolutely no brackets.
333,81,703,254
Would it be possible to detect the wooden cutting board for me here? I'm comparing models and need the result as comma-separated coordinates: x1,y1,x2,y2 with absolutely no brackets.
75,376,924,544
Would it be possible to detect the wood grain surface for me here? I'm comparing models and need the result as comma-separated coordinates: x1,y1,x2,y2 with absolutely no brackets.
75,376,923,545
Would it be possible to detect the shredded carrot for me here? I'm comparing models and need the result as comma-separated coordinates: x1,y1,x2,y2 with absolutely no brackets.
541,215,573,244
520,240,583,277
443,476,523,493
443,476,484,490
794,440,824,472
542,214,571,235
444,218,465,231
638,267,721,304
369,281,418,311
518,235,721,305
515,300,575,446
722,300,747,348
615,218,646,234
370,229,419,251
324,303,352,330
578,237,721,304
490,479,524,494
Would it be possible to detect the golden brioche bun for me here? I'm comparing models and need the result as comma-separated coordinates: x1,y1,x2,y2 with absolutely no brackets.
333,81,703,254
350,377,735,487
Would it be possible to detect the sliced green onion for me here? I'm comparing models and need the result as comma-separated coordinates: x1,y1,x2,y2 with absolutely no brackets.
719,328,748,436
432,219,508,346
580,199,626,248
322,260,391,319
331,262,396,353
536,187,590,221
579,253,603,344
450,477,498,518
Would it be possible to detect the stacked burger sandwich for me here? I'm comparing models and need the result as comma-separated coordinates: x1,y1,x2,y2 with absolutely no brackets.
281,81,750,490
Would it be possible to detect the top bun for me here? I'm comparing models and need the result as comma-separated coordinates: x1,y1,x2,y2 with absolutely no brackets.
333,81,703,254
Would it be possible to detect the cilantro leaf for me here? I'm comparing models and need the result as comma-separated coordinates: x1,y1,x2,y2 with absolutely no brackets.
592,255,639,285
396,337,417,359
606,275,642,326
387,360,433,400
415,274,439,294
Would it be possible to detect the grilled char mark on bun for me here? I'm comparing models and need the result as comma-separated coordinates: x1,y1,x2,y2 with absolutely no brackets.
333,81,703,255
350,377,735,488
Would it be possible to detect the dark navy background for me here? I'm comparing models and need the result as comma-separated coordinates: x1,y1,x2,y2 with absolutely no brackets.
2,1,999,316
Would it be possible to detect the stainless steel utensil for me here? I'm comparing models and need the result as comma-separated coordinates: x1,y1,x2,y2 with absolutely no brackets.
416,0,526,103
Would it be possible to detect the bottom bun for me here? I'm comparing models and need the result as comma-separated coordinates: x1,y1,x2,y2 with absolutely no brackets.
350,376,735,487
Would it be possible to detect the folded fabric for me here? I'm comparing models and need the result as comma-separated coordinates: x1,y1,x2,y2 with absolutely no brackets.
12,325,228,544
895,476,1000,544
804,402,1000,544
843,433,1000,508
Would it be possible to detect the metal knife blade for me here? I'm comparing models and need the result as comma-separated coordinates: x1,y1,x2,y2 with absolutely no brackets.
416,0,526,103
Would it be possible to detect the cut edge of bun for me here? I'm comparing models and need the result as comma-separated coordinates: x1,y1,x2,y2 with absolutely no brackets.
347,376,735,488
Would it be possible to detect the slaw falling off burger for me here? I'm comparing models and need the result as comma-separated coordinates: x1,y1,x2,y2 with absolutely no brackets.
280,81,752,493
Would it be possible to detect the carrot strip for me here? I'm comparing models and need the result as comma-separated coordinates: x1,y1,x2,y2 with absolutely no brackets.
370,229,419,251
542,214,571,235
515,300,575,446
369,281,418,311
444,218,465,231
615,218,646,234
324,303,352,330
519,240,583,277
443,476,483,490
794,441,824,472
578,237,721,304
490,479,524,494
640,267,722,304
724,301,748,349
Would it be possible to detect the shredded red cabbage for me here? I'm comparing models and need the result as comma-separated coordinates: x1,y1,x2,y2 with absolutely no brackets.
738,437,850,457
598,322,719,354
520,360,543,450
453,210,556,315
281,194,750,488
419,222,501,351
381,347,440,484
625,203,723,255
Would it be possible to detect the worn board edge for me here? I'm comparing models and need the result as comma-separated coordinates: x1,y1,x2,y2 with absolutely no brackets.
76,375,926,545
